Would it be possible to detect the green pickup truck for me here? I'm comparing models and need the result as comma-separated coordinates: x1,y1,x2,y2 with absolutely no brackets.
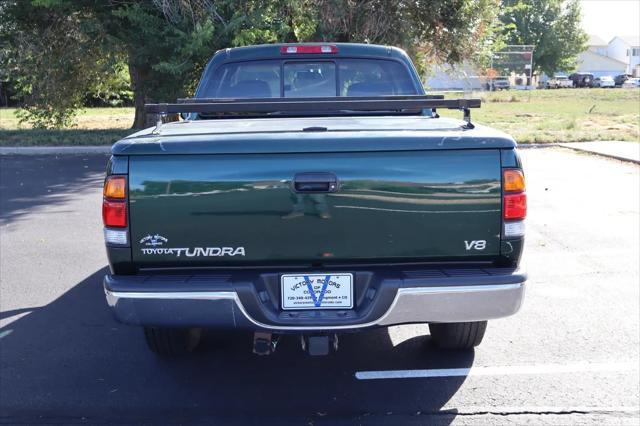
102,43,527,357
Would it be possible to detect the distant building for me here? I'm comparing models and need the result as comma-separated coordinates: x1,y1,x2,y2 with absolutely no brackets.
576,35,640,77
576,52,627,77
426,34,640,89
587,35,608,56
607,36,640,76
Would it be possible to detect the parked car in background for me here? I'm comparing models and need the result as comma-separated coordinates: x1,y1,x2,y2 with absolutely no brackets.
622,78,640,88
545,75,573,89
593,76,615,88
569,72,594,88
490,76,511,91
614,74,632,86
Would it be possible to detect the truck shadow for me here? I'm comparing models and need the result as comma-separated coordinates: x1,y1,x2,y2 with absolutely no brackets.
0,268,471,425
0,154,107,226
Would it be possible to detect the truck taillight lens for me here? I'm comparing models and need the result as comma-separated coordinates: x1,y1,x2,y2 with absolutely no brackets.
503,169,527,221
504,193,527,220
103,200,127,227
503,169,525,192
104,176,126,199
103,176,127,228
280,45,338,54
504,220,525,237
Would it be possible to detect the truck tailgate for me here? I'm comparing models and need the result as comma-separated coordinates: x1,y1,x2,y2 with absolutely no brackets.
128,148,502,267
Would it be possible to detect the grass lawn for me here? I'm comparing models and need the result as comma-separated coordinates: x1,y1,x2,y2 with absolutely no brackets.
442,88,639,143
0,107,134,146
0,88,638,146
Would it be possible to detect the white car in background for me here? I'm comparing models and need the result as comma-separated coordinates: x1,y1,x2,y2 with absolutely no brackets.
593,76,615,88
546,75,573,89
622,78,640,88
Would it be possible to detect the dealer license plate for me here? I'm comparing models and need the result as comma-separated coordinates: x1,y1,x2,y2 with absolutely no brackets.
281,273,353,310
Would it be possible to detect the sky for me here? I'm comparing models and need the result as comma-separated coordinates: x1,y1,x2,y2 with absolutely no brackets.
580,0,640,42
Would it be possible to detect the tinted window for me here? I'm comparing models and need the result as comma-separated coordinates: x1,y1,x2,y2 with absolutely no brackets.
204,61,280,98
284,62,336,97
200,58,418,98
339,59,416,96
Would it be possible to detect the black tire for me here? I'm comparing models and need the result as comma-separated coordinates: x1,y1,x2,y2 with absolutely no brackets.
429,321,487,349
143,327,202,357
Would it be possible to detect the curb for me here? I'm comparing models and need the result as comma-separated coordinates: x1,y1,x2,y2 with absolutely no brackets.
557,144,640,165
0,146,112,155
517,143,561,149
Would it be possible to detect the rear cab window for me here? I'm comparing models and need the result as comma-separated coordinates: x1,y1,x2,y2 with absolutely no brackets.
200,58,418,99
208,60,281,98
339,59,415,96
284,62,336,97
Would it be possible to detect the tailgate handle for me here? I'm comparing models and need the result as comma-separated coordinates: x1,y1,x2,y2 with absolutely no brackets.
292,172,338,193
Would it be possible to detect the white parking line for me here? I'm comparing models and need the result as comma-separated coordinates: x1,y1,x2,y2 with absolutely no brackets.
355,361,639,380
441,406,640,415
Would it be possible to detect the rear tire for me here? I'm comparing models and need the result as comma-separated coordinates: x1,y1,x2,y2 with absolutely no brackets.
429,321,487,349
143,327,202,357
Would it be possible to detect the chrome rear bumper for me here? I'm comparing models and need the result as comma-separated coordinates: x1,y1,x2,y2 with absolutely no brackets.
105,274,525,331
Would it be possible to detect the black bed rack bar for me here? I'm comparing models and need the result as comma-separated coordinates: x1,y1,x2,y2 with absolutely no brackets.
145,95,481,129
175,94,448,103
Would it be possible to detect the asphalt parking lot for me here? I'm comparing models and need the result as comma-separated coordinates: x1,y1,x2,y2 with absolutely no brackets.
1,148,639,425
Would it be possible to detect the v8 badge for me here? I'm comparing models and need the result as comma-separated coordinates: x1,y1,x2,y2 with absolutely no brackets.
464,240,487,251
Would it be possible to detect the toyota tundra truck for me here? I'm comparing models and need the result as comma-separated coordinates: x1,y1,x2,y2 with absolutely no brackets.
102,43,527,357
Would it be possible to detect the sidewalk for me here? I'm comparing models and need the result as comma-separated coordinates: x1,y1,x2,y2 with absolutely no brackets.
558,141,640,164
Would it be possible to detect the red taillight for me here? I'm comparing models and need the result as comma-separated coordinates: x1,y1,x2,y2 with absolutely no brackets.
280,45,338,55
103,175,127,227
102,200,127,227
503,169,526,221
504,193,527,220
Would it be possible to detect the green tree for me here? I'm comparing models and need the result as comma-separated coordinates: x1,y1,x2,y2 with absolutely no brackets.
86,0,229,128
499,0,588,76
0,1,119,128
1,0,501,129
1,0,228,128
230,0,502,74
227,0,317,45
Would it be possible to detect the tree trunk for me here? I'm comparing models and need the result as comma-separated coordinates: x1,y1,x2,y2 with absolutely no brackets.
128,61,150,129
284,7,298,43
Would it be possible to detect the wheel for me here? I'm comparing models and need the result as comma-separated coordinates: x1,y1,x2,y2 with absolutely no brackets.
143,327,202,357
429,321,487,349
